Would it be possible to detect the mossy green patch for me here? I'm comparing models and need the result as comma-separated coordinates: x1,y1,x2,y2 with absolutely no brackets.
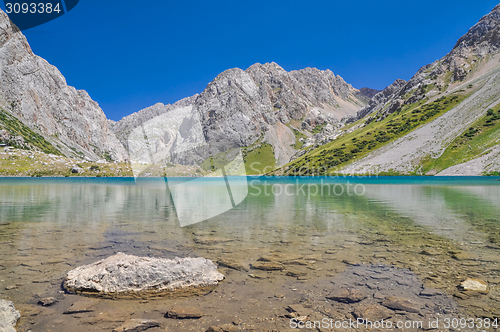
0,109,62,155
243,142,275,175
420,103,500,174
311,123,327,134
199,148,240,172
287,124,306,150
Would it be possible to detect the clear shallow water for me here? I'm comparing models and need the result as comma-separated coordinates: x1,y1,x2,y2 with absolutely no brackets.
0,176,499,331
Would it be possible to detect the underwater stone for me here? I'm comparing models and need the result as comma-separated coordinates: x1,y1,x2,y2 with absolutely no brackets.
460,278,488,293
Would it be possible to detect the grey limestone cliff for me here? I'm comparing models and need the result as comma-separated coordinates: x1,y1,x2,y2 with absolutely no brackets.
0,9,127,161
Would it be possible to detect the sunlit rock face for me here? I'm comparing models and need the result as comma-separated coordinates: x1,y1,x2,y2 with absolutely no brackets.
0,9,127,161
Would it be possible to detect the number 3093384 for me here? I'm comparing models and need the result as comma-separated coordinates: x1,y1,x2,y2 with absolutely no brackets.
5,2,61,14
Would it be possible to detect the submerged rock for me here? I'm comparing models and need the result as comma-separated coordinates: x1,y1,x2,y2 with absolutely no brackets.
0,300,20,332
250,261,284,271
353,302,394,321
64,252,224,298
63,299,96,314
217,258,248,272
112,319,160,332
326,288,367,303
166,307,204,319
327,265,459,321
381,297,421,313
37,297,59,307
206,324,239,332
459,278,489,293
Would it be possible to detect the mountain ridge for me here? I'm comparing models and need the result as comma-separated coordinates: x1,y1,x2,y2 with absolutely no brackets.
276,3,500,176
113,61,370,167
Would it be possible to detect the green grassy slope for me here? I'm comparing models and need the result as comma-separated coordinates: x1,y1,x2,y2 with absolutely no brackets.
0,109,62,155
420,103,500,174
275,92,468,176
198,140,276,176
243,142,275,175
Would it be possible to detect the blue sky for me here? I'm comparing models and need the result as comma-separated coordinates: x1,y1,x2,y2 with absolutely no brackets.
4,1,499,121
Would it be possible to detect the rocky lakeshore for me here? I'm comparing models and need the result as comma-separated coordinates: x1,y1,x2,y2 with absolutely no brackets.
0,179,498,331
1,222,498,331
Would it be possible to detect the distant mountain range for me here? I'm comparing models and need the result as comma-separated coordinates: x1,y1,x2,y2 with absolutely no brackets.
0,4,499,176
111,63,375,169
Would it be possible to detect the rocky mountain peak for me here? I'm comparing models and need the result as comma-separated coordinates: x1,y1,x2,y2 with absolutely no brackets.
247,62,287,74
0,8,127,161
452,4,500,55
343,4,500,125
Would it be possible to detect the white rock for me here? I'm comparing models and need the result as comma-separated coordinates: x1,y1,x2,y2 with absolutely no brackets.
71,165,84,174
64,252,224,297
460,278,488,293
0,300,20,332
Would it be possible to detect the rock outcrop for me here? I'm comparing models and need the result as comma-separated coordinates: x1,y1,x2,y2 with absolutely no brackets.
344,79,407,123
451,4,500,58
64,252,224,298
0,300,20,332
0,9,127,161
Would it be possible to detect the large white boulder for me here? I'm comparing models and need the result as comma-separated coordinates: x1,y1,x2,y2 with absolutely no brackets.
64,252,224,298
0,300,20,332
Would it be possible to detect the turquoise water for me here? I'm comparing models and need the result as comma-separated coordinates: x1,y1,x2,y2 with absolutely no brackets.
0,176,499,330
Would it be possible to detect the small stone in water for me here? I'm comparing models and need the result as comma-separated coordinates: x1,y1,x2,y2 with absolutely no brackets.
166,307,204,319
353,302,394,321
206,324,239,332
38,297,58,307
250,261,284,271
63,299,95,314
326,288,367,303
419,289,443,297
112,319,160,332
459,278,488,293
381,297,421,313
